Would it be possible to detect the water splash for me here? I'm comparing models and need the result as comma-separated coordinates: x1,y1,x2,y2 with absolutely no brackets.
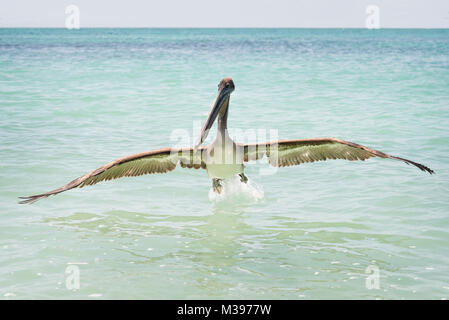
208,175,264,203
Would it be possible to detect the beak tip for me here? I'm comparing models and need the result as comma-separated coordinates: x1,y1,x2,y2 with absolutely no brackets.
193,139,201,151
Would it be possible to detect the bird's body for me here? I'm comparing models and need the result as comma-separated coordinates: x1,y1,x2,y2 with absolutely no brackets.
205,143,244,179
19,77,434,204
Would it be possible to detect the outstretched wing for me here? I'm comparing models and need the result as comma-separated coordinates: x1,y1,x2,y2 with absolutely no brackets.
19,147,206,204
242,137,434,174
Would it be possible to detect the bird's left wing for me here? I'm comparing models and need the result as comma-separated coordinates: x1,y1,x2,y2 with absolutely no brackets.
242,137,434,174
19,147,205,204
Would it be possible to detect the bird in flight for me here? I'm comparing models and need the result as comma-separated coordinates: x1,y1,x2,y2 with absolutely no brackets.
19,77,434,204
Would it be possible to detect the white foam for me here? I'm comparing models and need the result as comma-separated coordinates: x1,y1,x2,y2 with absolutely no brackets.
4,293,16,297
208,175,264,203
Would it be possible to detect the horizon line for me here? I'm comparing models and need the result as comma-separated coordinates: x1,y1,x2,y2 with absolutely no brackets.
1,27,449,29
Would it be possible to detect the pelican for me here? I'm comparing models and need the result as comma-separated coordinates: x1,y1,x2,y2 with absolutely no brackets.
19,77,434,204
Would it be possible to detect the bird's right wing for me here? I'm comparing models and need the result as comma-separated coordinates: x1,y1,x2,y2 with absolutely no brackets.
19,147,206,204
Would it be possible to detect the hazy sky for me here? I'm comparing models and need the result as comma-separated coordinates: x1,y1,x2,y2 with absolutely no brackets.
1,0,448,28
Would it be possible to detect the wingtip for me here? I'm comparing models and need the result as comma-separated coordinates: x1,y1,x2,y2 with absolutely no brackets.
417,163,434,175
400,157,434,175
18,195,44,204
415,162,434,174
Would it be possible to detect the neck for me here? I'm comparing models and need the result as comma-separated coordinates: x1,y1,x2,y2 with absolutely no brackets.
217,97,229,133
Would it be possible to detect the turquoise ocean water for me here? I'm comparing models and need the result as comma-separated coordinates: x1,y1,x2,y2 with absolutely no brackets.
1,28,448,299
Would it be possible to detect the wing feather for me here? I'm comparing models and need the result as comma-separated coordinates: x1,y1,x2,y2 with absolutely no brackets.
242,137,434,174
19,147,205,204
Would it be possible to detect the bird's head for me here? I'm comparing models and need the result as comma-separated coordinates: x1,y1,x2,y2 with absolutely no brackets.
218,77,235,93
195,77,235,148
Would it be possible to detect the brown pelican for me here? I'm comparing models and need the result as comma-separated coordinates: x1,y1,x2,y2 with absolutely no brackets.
19,77,434,204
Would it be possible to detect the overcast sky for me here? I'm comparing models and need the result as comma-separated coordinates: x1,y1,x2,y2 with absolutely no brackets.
1,0,448,28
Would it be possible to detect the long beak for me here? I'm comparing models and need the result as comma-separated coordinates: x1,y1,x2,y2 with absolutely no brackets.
195,87,231,149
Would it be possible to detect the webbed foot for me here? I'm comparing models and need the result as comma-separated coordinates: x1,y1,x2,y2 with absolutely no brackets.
239,173,248,183
212,179,223,194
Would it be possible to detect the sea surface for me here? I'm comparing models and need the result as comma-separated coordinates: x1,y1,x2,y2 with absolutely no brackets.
1,28,448,299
